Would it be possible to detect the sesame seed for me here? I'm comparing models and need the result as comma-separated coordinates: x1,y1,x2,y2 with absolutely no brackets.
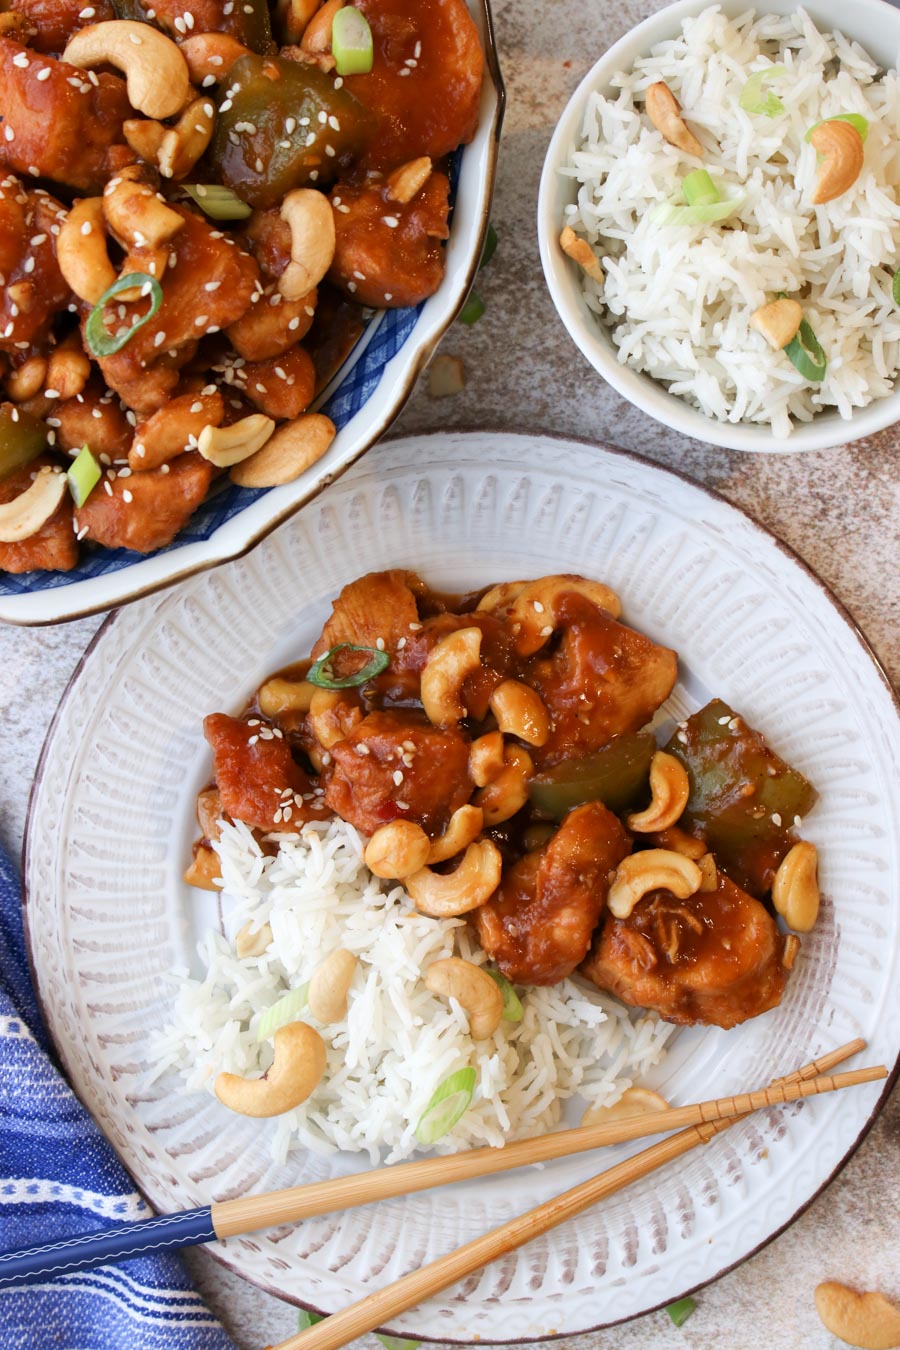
13,53,29,68
44,388,60,399
122,488,133,503
129,31,143,43
288,317,300,330
324,144,335,157
334,77,343,89
153,331,167,347
247,734,259,746
194,314,209,326
393,770,404,786
375,637,385,650
36,68,52,82
3,128,14,143
382,215,399,228
771,812,782,826
103,480,113,495
202,74,216,87
347,281,357,293
328,115,340,131
384,292,392,301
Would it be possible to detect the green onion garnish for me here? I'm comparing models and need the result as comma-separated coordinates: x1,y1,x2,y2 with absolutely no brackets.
479,222,498,270
85,273,163,358
893,268,900,306
376,1337,421,1350
66,444,101,508
415,1067,476,1145
297,1311,325,1331
486,968,524,1022
256,984,309,1042
649,196,744,227
307,643,390,689
785,317,827,382
682,169,720,207
460,291,485,325
331,6,374,76
666,1296,696,1328
806,113,869,144
739,65,786,118
183,183,253,221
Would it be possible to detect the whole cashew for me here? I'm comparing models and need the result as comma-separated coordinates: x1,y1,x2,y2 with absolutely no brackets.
364,820,431,879
626,751,690,833
197,415,275,468
6,355,47,403
63,21,191,121
488,680,550,747
645,81,703,157
424,957,503,1039
772,841,820,932
506,575,622,656
307,948,358,1024
406,840,503,918
810,118,865,205
581,1086,669,1128
307,687,361,750
473,744,534,827
257,676,316,718
215,1022,326,1117
420,626,483,727
57,198,116,304
814,1282,900,1350
428,805,484,864
45,335,91,403
0,468,67,544
476,580,527,620
607,849,702,920
468,730,506,787
279,189,336,302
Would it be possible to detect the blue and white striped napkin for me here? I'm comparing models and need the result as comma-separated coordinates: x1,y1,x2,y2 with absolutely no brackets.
0,844,234,1349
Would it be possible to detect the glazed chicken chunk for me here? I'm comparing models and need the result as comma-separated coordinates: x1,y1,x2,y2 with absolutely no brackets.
204,712,329,832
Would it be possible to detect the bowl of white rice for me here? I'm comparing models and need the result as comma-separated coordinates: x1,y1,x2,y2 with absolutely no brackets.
538,0,900,451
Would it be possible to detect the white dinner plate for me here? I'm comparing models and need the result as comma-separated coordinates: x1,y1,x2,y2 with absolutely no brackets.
24,431,900,1340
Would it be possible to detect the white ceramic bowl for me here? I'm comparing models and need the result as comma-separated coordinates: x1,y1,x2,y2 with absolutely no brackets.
538,0,900,454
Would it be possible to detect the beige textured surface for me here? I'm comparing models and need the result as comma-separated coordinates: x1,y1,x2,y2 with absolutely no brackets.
1,0,898,1345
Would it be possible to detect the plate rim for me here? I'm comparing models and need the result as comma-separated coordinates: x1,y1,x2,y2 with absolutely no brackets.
22,427,900,1342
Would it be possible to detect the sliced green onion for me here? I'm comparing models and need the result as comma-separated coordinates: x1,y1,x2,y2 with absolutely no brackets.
331,6,374,76
297,1311,325,1331
85,273,163,358
806,113,869,143
893,268,900,307
66,444,101,508
682,168,720,207
183,183,253,221
460,291,485,325
256,984,309,1041
785,317,827,382
649,195,744,227
415,1067,476,1145
486,968,523,1022
376,1337,421,1350
307,643,390,689
479,221,498,270
666,1296,696,1328
739,65,786,117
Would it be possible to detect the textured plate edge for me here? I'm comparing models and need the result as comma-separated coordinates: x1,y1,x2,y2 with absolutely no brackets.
21,427,900,1342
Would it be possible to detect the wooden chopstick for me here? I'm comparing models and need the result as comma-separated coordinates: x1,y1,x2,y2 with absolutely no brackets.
265,1040,874,1350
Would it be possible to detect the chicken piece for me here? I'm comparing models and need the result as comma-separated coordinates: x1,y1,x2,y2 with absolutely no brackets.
91,207,260,415
227,345,316,421
0,179,71,358
582,872,792,1029
53,379,133,460
526,594,678,769
324,709,471,836
474,802,631,986
0,39,131,193
11,0,116,55
311,568,423,659
226,284,317,362
138,0,273,50
204,712,328,832
344,0,483,173
329,172,450,309
0,452,77,573
73,451,212,553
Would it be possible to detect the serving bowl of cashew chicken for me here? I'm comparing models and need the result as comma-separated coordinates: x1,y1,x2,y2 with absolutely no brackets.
0,0,501,622
190,568,821,1053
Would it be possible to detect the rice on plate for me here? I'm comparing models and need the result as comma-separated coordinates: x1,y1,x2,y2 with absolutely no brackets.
559,6,900,437
151,817,674,1165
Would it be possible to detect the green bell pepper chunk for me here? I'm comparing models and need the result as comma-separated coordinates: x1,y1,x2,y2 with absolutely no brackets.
665,699,818,896
0,403,47,482
211,55,375,210
528,732,657,821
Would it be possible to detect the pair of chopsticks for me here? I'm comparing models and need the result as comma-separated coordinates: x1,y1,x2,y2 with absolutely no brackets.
0,1041,881,1311
265,1039,880,1350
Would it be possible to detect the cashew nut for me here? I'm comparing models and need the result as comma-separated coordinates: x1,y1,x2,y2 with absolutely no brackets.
45,336,91,404
559,225,604,285
476,580,527,620
581,1086,670,1128
300,0,342,53
6,355,48,403
473,744,534,827
696,852,718,892
183,844,221,890
386,157,433,204
308,687,361,749
428,805,484,864
104,165,185,250
420,626,483,727
406,840,503,918
197,785,224,840
424,957,503,1039
275,0,321,43
607,849,702,921
229,414,337,488
644,825,708,860
507,575,622,656
0,467,66,544
469,730,506,787
279,189,336,301
215,1022,326,1117
772,841,820,932
158,97,217,180
810,118,865,205
814,1282,900,1350
488,680,550,747
750,297,803,351
197,414,275,468
63,21,191,121
364,820,431,879
257,676,316,718
627,751,690,833
179,32,252,83
57,198,116,304
235,920,273,959
307,948,357,1024
645,81,703,157
123,118,167,165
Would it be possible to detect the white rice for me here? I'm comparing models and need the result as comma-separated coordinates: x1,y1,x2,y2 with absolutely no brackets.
151,818,673,1165
562,6,900,435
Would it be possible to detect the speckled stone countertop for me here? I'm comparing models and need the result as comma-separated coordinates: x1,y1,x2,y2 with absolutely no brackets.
1,0,899,1346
